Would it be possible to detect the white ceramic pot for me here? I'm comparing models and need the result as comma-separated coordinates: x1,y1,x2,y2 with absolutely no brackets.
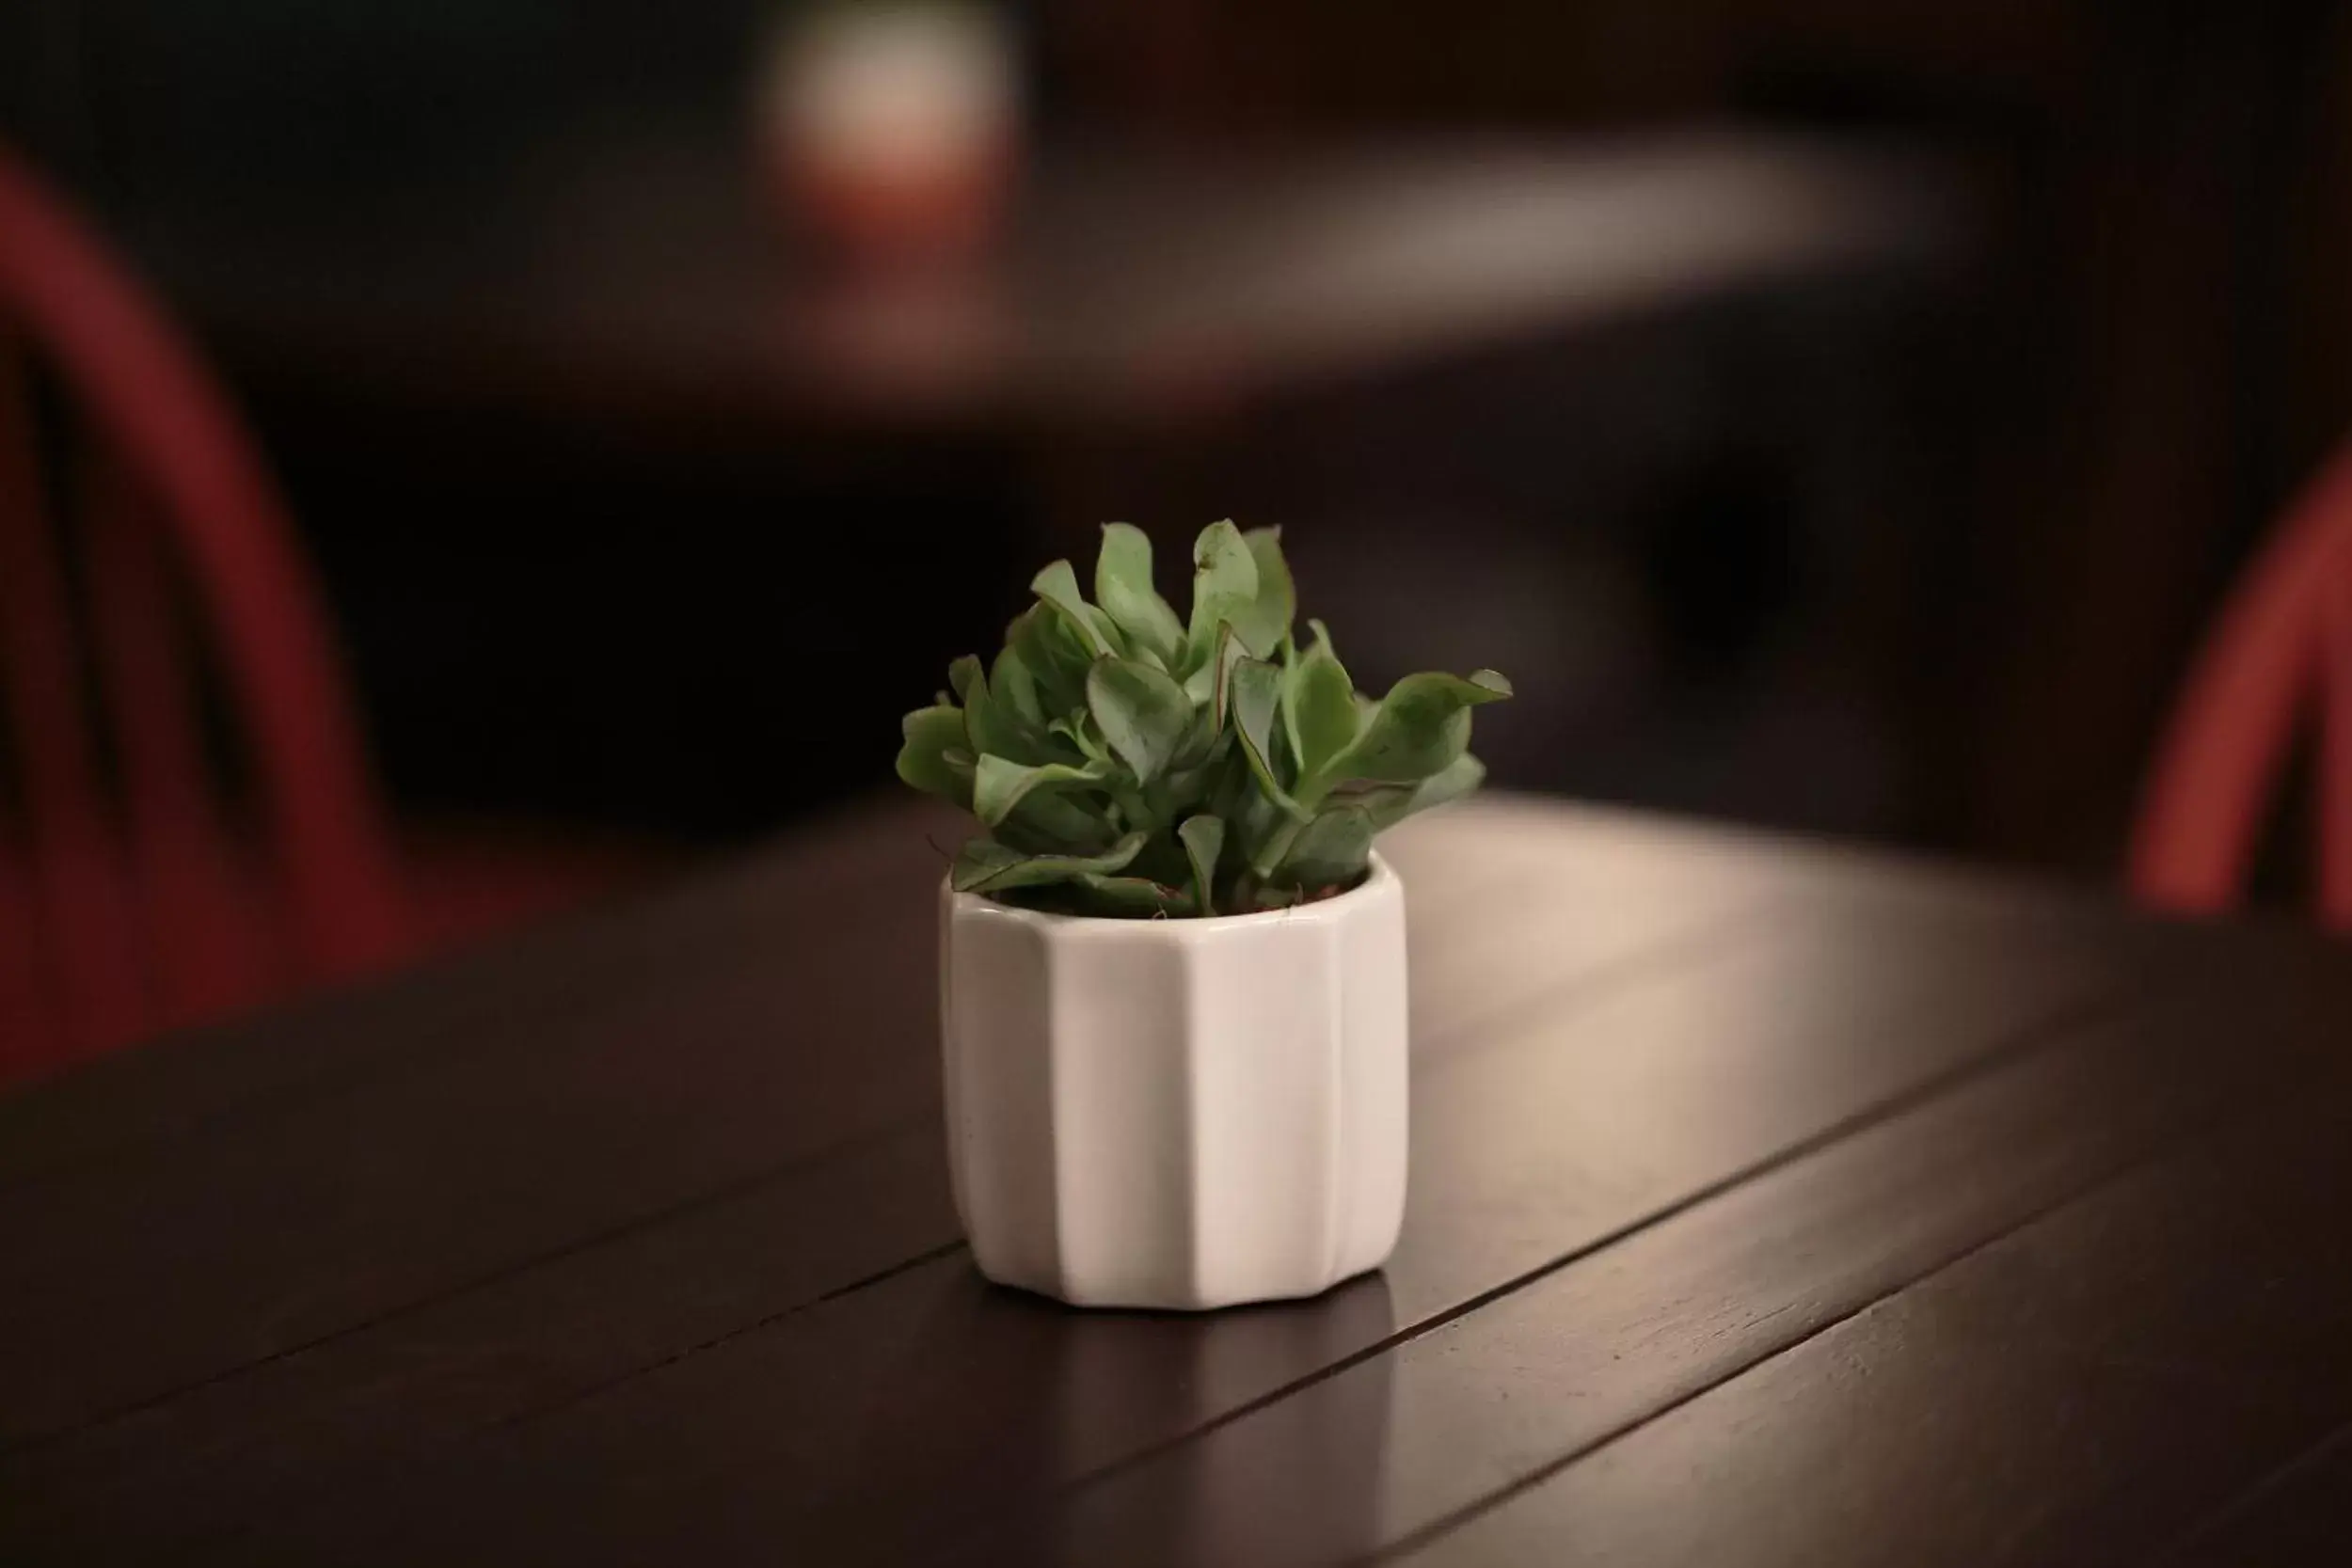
941,855,1409,1310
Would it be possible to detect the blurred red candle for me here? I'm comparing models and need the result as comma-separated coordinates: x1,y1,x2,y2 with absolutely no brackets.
760,2,1020,265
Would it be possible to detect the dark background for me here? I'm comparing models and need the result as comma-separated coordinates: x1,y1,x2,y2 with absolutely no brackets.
8,0,2349,886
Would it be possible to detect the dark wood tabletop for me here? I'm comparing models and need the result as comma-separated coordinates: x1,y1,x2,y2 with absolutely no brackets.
6,794,2352,1565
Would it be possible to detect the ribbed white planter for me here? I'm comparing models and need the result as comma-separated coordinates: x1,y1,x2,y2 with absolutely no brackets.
940,855,1408,1309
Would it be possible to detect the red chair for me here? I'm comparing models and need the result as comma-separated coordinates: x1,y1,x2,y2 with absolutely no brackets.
2131,437,2352,927
0,145,643,1083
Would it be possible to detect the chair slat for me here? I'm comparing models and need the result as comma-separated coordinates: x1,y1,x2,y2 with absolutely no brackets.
2131,440,2352,915
0,348,150,1056
2319,573,2352,929
0,832,54,1074
82,449,278,1024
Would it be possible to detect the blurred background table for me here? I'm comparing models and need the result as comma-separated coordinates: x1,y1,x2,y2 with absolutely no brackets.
7,795,2352,1564
125,136,1943,436
108,133,1961,847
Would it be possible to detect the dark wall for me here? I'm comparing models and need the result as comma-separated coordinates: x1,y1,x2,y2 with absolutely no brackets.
10,0,2348,873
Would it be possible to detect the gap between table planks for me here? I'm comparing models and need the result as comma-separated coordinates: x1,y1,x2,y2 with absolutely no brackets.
948,977,2352,1566
1396,1061,2352,1568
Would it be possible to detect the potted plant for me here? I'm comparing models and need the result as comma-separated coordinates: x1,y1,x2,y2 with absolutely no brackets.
897,522,1511,1309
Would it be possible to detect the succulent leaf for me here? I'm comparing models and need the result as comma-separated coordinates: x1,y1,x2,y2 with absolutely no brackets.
1084,604,1132,659
1068,874,1194,917
951,831,1150,895
1007,605,1090,717
1095,523,1186,666
1087,657,1192,785
1285,621,1359,782
993,647,1045,729
1030,560,1112,658
1182,620,1248,724
896,705,971,806
1184,521,1259,671
973,754,1112,830
1276,806,1375,890
949,655,1050,765
1372,752,1487,829
1305,670,1512,800
1232,526,1295,657
1177,814,1226,915
1230,657,1313,823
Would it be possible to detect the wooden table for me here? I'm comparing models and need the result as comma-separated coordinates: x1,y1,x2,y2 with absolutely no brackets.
6,795,2352,1565
134,135,1946,438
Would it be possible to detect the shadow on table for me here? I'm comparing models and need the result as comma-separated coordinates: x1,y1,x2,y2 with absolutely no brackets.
836,1261,1398,1561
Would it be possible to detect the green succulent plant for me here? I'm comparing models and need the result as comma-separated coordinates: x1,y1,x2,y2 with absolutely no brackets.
898,521,1511,917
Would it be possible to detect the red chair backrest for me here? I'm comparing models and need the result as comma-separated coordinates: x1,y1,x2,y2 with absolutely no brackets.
2132,438,2352,927
0,143,407,1080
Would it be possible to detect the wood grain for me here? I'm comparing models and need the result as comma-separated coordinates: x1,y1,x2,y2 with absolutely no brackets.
1403,1063,2352,1568
958,980,2352,1565
2155,1427,2352,1565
